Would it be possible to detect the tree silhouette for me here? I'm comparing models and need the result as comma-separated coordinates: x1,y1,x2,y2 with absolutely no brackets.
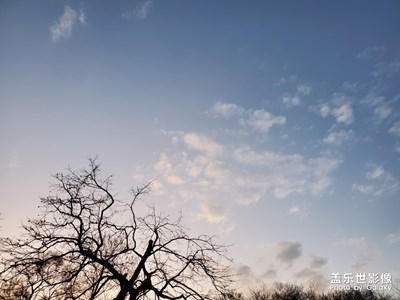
0,158,232,300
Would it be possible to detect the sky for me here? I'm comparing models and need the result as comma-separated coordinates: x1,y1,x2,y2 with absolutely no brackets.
1,0,400,292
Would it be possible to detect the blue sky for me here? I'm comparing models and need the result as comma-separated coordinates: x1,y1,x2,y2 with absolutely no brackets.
1,0,400,291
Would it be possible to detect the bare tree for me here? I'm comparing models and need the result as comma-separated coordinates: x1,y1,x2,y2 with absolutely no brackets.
0,158,233,300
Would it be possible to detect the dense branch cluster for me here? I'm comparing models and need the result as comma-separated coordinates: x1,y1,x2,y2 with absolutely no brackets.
0,159,233,300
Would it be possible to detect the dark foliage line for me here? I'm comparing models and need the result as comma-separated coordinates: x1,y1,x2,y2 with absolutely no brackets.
221,283,398,300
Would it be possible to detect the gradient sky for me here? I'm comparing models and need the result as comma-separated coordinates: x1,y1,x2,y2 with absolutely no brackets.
1,0,400,291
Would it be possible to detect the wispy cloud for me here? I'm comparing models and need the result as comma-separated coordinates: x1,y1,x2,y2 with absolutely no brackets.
281,84,312,108
323,130,353,146
353,165,399,197
297,84,312,96
212,101,244,118
183,132,224,157
8,151,18,168
247,110,286,133
311,94,353,125
154,128,340,225
122,0,153,20
389,121,400,136
386,231,400,244
50,5,85,42
212,101,286,133
198,202,229,224
338,237,378,272
356,46,386,60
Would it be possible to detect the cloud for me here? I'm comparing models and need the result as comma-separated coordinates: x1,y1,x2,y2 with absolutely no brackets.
183,132,224,157
50,5,85,42
338,237,377,272
389,121,400,137
122,0,153,20
294,268,326,288
247,110,286,133
311,98,353,125
332,104,353,125
353,165,399,197
318,104,331,118
352,184,375,194
288,202,309,219
281,84,311,108
323,130,352,146
275,241,302,267
374,106,392,122
233,264,261,287
211,101,286,133
8,151,18,168
198,202,229,224
275,74,298,86
212,101,244,118
297,84,312,96
233,146,340,198
282,95,301,107
356,46,386,60
386,232,400,244
371,59,400,77
154,153,184,185
361,91,393,124
261,267,278,279
395,144,400,154
309,255,328,269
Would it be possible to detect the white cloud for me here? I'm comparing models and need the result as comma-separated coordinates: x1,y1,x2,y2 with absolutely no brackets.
374,106,392,122
154,153,184,185
289,202,309,218
319,104,331,118
198,202,229,224
389,121,400,137
50,6,85,42
323,130,352,146
282,95,301,107
211,101,286,133
356,46,386,60
371,59,400,77
183,132,224,157
212,101,244,118
366,166,386,180
332,104,353,125
275,241,302,267
247,110,286,133
281,84,311,108
153,130,340,226
342,82,360,92
352,184,375,194
353,165,399,197
275,74,298,86
297,84,312,96
386,232,400,244
122,0,153,20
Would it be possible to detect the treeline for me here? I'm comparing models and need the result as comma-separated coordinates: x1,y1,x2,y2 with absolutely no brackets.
221,283,398,300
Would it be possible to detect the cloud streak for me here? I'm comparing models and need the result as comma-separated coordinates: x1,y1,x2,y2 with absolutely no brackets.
122,0,153,20
50,6,85,42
